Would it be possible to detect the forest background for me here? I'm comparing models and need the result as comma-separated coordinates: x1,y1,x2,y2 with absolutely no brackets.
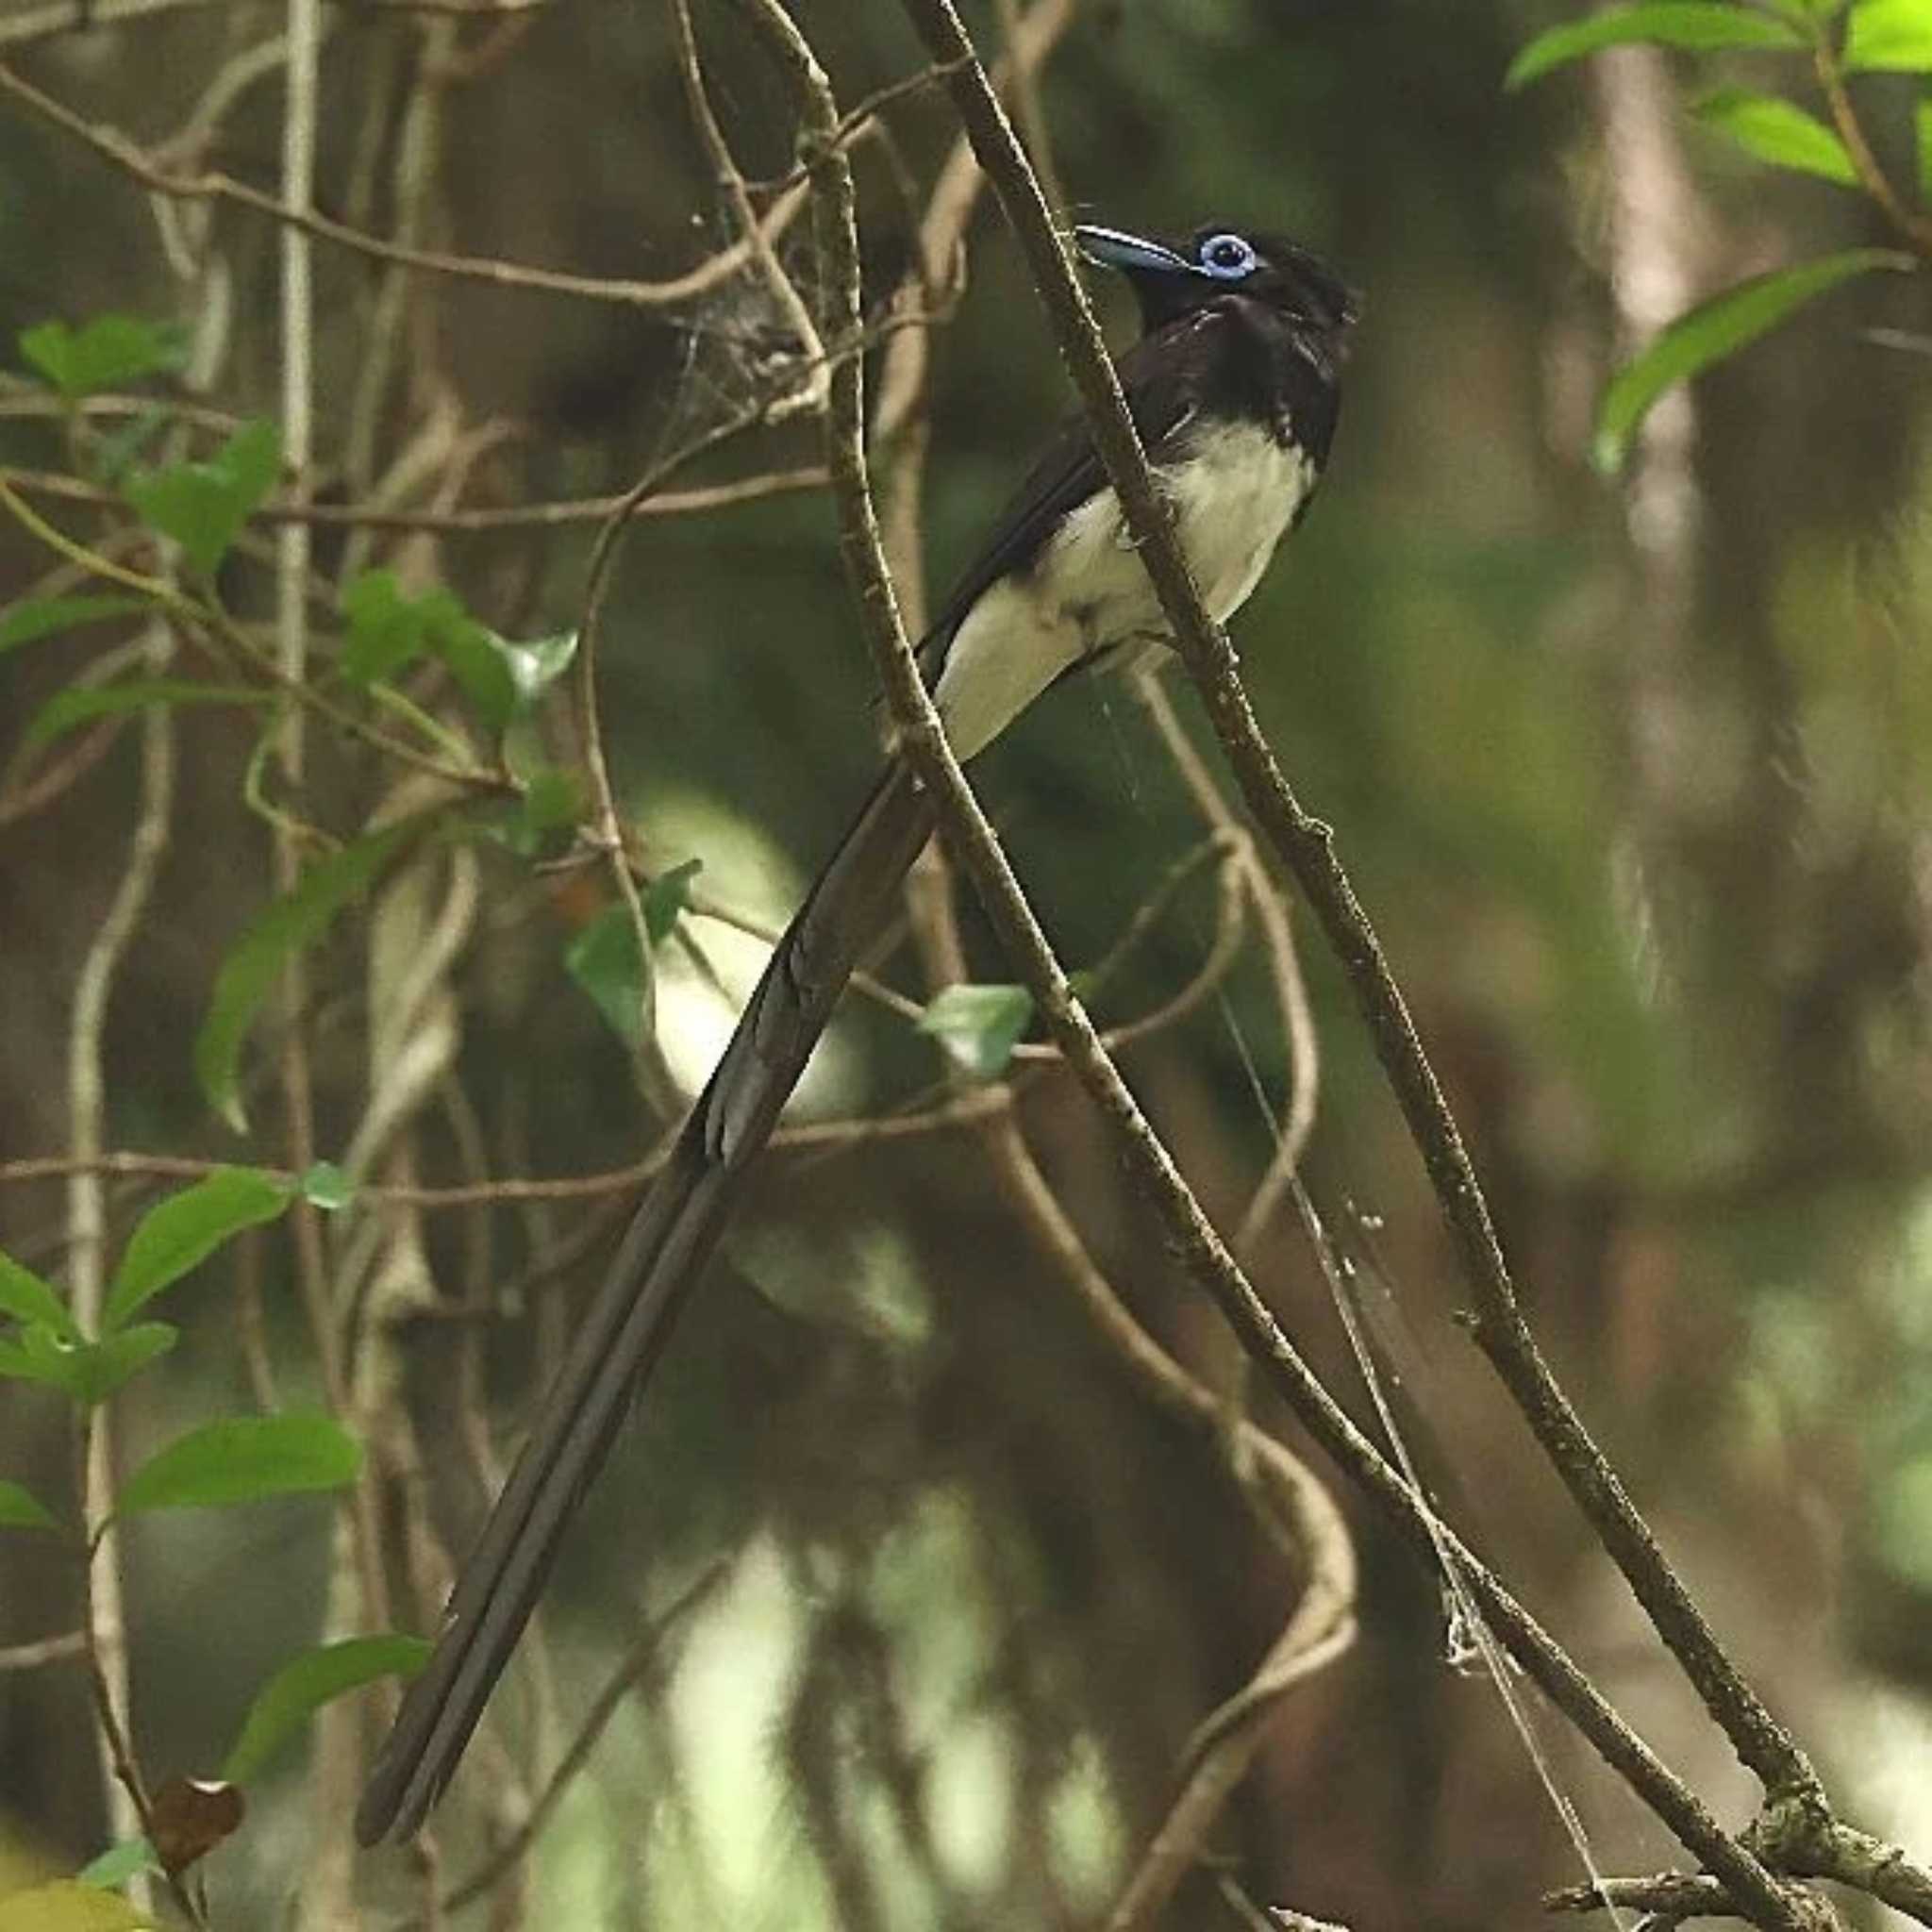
3,1,1932,1928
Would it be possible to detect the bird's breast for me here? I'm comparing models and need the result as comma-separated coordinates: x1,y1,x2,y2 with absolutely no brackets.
1042,415,1315,637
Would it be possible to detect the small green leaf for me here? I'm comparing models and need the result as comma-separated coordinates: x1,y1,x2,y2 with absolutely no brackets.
501,764,586,855
194,821,418,1129
1594,247,1911,469
338,570,427,686
19,314,185,400
222,1634,431,1784
298,1161,356,1211
503,630,578,708
642,858,703,944
1844,0,1932,69
22,679,271,752
0,594,150,655
917,982,1034,1079
75,1838,159,1891
430,606,517,731
0,1477,59,1531
0,1322,179,1407
104,1167,291,1332
566,903,650,1047
125,418,281,577
339,573,568,733
1693,87,1858,182
1507,2,1804,88
0,1249,79,1341
118,1414,362,1515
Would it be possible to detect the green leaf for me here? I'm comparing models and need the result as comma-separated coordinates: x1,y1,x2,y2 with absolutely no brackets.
0,1322,178,1407
429,605,517,731
338,570,546,732
104,1167,291,1332
1507,2,1805,87
22,679,271,752
1693,87,1858,181
125,418,281,577
338,569,427,687
0,1248,79,1341
1594,247,1911,469
118,1414,362,1515
502,764,586,855
222,1634,430,1784
917,982,1034,1079
0,1477,59,1531
0,594,150,655
1919,91,1932,196
19,314,185,400
1844,0,1932,69
503,630,578,708
194,822,418,1130
75,1838,159,1891
298,1161,355,1211
566,903,651,1048
642,858,703,944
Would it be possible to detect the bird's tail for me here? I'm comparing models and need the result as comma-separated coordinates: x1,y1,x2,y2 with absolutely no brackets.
356,758,935,1843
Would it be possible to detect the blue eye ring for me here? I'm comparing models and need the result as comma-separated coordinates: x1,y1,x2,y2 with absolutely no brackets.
1198,232,1257,279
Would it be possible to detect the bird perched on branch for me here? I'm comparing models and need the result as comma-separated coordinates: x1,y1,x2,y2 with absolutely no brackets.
358,218,1357,1844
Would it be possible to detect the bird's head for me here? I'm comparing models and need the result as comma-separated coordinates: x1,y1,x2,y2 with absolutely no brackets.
1074,221,1358,344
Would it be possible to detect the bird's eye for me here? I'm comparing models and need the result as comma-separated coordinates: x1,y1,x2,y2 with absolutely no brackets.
1199,232,1257,278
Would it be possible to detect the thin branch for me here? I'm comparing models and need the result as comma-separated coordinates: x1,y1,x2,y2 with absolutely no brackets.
886,8,1822,1926
0,56,811,310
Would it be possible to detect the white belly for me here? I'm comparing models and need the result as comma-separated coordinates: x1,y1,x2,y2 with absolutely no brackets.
932,418,1313,759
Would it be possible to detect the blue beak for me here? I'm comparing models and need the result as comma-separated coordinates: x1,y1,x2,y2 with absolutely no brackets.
1073,224,1198,278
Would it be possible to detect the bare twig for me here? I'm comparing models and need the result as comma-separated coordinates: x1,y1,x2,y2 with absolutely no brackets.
0,57,811,310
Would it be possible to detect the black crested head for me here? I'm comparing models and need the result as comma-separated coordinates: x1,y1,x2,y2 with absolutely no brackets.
1074,220,1358,347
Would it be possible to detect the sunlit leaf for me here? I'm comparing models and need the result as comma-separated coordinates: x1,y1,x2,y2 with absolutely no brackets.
125,418,281,577
19,314,186,400
75,1839,159,1891
0,1477,59,1532
222,1634,431,1784
104,1167,291,1332
917,982,1034,1079
0,594,149,656
1693,87,1858,181
1594,247,1911,469
22,679,272,752
298,1161,355,1210
194,821,418,1130
1507,2,1804,89
504,630,578,708
1844,0,1932,69
0,1248,79,1341
566,903,651,1047
118,1414,361,1515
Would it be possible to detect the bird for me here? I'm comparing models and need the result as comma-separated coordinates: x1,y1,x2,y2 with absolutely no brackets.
356,219,1357,1844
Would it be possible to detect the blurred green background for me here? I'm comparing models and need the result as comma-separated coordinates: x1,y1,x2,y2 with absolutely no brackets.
3,0,1931,1926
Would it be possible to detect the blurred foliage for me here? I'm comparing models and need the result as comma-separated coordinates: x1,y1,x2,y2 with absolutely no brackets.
3,0,1932,1927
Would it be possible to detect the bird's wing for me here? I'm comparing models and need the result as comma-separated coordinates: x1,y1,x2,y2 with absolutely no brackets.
916,322,1208,679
